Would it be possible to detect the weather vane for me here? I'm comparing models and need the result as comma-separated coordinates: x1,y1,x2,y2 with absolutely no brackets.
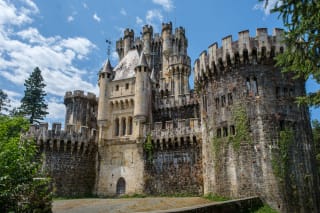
106,39,112,59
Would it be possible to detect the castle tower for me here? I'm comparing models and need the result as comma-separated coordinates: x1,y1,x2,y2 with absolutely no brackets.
123,29,134,57
142,25,153,65
161,22,172,76
97,58,113,140
133,53,151,139
194,28,319,213
64,90,98,133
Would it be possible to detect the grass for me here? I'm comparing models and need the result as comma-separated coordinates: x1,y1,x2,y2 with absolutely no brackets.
203,193,230,202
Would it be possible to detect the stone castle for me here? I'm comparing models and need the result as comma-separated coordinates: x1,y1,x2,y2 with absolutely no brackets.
26,23,319,213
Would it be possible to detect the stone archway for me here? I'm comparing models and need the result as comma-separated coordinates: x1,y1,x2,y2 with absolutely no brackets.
116,177,126,195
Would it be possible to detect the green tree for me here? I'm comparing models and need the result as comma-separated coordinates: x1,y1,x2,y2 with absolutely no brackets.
312,120,320,174
261,0,320,106
0,89,10,114
20,67,48,124
0,115,52,212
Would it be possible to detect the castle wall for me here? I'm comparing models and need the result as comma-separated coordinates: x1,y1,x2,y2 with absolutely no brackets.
96,141,144,196
26,123,97,197
195,28,319,213
144,143,203,195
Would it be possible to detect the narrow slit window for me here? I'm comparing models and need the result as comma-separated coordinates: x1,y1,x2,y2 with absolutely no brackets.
227,93,233,105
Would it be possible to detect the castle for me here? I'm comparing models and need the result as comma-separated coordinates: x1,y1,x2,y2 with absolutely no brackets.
26,23,319,213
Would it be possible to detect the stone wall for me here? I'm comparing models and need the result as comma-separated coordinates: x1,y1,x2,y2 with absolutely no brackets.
144,143,203,195
195,28,320,213
25,123,97,197
41,142,96,197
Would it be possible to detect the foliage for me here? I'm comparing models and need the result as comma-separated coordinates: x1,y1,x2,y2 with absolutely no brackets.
144,134,153,161
312,119,320,175
231,104,252,150
261,0,320,106
203,193,229,202
252,204,279,213
0,89,10,114
20,67,48,124
271,128,294,180
0,115,52,212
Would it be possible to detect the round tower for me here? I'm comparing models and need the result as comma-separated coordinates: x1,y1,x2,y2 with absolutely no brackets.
134,53,151,125
64,90,98,133
161,22,172,57
97,59,113,140
142,25,153,64
123,28,134,56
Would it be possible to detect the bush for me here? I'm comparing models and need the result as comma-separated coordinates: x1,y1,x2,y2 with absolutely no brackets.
0,115,52,212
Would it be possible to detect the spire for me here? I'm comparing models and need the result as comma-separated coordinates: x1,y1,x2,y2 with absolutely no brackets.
138,52,148,67
101,58,112,73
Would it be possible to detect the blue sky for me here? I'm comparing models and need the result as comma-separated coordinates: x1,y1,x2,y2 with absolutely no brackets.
0,0,319,125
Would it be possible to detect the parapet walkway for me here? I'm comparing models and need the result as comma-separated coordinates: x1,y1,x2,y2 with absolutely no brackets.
53,196,262,213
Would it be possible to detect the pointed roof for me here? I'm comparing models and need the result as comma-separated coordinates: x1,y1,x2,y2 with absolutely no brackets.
113,49,139,81
137,52,148,67
101,58,112,73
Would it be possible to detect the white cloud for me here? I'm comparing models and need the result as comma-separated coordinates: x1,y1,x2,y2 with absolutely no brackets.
67,16,74,22
47,99,66,121
111,51,119,62
0,0,38,26
136,16,143,25
146,10,163,31
120,8,127,16
0,0,99,110
253,0,280,15
83,2,88,9
152,0,174,11
93,13,101,22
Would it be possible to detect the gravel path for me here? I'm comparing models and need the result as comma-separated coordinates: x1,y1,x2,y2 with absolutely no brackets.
53,197,213,213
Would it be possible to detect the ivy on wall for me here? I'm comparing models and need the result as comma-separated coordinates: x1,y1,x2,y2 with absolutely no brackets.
271,128,294,180
144,134,153,161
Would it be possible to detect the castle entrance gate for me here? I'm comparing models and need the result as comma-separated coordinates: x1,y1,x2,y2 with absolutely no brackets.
116,177,126,195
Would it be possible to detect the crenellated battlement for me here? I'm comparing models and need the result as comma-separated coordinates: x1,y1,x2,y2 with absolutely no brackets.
143,25,153,35
146,118,201,150
162,22,172,32
168,55,191,67
124,28,134,38
174,27,185,38
64,90,97,103
194,28,285,83
24,122,97,155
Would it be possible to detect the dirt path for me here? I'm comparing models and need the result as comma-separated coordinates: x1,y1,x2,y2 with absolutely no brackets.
53,197,214,213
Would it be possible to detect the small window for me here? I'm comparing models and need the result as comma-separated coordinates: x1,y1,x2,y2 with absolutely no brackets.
116,85,119,91
230,125,235,135
217,128,222,138
227,93,233,105
246,78,251,94
289,88,294,97
223,127,228,137
215,98,220,109
252,77,258,95
283,88,288,97
221,95,226,107
276,87,280,98
125,83,129,90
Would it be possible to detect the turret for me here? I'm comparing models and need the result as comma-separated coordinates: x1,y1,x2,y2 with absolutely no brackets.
64,90,98,133
97,58,113,140
161,22,172,56
134,53,151,138
173,27,187,56
123,28,134,57
142,25,153,60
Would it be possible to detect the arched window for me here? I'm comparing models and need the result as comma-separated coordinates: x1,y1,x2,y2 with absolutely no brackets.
121,117,126,136
128,117,133,135
115,118,119,136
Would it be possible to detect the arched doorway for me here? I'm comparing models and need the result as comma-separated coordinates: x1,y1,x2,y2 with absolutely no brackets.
116,177,126,195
